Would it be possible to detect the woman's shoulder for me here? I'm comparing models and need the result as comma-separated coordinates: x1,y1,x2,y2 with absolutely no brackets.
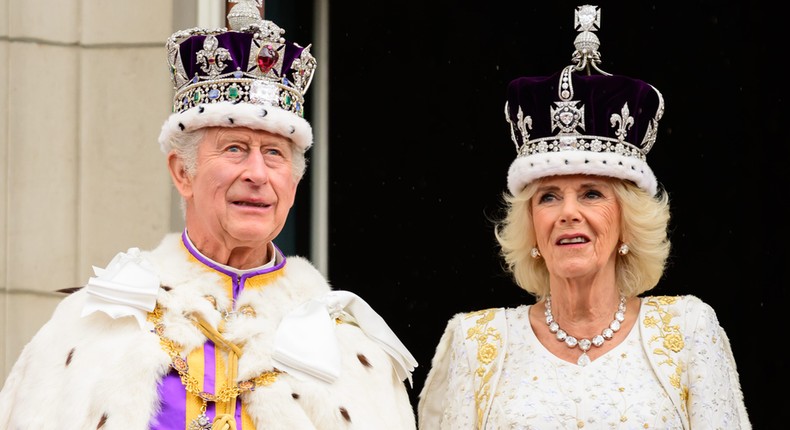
443,305,531,343
454,304,530,319
641,293,704,303
440,305,530,336
639,294,723,334
640,294,716,314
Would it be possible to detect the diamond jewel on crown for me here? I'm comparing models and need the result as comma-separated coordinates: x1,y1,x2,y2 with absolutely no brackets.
250,81,279,106
575,5,600,32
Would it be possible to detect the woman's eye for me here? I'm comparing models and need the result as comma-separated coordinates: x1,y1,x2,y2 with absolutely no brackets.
584,190,603,199
538,193,557,203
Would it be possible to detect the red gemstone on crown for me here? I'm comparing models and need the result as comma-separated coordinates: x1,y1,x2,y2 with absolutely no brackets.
257,45,278,73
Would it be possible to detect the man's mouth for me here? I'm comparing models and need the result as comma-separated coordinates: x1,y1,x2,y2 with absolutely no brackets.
234,201,269,208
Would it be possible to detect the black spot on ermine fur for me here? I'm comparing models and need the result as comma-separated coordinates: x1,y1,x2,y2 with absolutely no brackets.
339,407,351,422
357,354,372,367
97,413,108,428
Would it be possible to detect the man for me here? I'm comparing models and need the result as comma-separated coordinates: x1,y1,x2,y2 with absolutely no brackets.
0,4,417,429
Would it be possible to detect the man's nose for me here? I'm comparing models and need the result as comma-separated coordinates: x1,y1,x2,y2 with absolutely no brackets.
243,151,269,183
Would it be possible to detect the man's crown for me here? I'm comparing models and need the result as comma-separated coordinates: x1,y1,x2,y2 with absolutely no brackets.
165,1,317,117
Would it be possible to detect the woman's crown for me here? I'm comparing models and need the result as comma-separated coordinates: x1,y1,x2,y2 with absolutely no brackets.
504,5,665,196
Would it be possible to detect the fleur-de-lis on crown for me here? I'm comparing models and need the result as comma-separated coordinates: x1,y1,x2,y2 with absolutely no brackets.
196,35,232,77
504,101,533,153
611,103,635,142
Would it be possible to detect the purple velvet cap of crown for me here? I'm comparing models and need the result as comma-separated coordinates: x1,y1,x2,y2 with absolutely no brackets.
175,33,309,91
505,69,664,196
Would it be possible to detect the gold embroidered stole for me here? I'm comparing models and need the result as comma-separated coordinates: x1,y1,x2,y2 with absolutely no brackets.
640,296,690,429
460,308,508,429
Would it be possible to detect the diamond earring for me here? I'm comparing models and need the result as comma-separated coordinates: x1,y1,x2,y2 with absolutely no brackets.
531,247,542,259
618,243,630,256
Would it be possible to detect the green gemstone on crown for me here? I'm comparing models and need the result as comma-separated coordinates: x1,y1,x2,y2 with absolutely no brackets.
228,86,239,99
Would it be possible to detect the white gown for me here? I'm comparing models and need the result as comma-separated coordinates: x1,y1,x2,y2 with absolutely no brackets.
418,295,751,430
487,305,682,429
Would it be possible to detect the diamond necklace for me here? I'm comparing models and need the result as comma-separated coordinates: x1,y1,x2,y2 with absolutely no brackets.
544,294,626,366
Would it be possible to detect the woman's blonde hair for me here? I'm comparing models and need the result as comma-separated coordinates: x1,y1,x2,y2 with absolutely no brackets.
494,177,671,301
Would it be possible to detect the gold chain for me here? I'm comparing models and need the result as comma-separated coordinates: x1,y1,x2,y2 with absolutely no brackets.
148,306,280,404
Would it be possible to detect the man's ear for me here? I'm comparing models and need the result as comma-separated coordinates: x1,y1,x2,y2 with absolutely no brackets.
168,151,192,199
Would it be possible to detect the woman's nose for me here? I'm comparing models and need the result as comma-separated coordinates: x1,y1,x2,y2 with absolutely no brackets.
559,198,582,223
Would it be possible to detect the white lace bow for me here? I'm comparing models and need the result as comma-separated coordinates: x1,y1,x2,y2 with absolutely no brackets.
273,290,418,386
81,248,160,329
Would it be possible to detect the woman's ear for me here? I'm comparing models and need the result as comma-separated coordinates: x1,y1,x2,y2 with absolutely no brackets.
168,151,192,199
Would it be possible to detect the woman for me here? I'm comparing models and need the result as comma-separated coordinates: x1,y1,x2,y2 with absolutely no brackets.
0,4,417,429
418,5,750,429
